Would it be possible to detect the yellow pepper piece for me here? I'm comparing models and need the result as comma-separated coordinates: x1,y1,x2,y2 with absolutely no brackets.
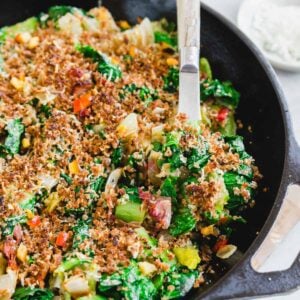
10,77,24,91
25,209,34,219
173,247,201,270
28,36,39,49
15,32,31,44
22,138,31,149
166,57,178,66
111,57,119,65
17,243,27,263
129,45,137,57
0,253,7,275
201,225,217,236
116,124,127,137
118,20,131,30
161,42,172,50
69,160,80,175
45,192,61,213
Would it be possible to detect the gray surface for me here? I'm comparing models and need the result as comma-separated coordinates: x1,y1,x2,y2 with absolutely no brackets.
201,0,300,299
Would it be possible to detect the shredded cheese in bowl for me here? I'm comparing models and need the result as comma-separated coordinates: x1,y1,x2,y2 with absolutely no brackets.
251,1,300,64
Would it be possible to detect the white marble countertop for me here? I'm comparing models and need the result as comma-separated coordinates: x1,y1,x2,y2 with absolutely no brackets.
201,0,300,299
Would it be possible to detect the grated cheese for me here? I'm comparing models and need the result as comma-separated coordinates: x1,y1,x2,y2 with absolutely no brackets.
250,1,300,63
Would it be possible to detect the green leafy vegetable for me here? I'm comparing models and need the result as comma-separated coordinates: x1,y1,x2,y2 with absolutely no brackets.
56,257,90,273
163,67,179,93
154,31,177,48
72,218,91,249
186,146,210,173
60,173,72,185
48,6,76,21
78,296,107,300
201,79,240,108
0,29,7,44
200,57,212,80
19,195,37,211
2,215,27,236
163,133,179,150
225,135,245,153
161,268,198,299
99,272,122,292
219,112,237,136
161,20,176,33
152,141,162,152
135,227,158,248
125,187,141,203
0,17,38,44
163,133,184,170
169,207,196,236
4,118,25,155
123,276,157,300
13,287,54,300
223,172,251,210
99,262,157,300
115,202,145,223
120,84,158,104
77,45,122,82
38,5,87,27
64,207,85,218
29,97,39,107
0,145,9,158
119,83,137,100
89,176,106,194
40,104,52,118
111,146,123,167
237,163,253,180
160,176,177,202
138,86,158,104
224,135,250,159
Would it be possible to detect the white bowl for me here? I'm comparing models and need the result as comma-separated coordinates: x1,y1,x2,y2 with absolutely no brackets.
237,0,300,72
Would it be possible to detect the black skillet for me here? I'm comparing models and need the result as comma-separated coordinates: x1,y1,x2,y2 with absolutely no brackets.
1,0,299,299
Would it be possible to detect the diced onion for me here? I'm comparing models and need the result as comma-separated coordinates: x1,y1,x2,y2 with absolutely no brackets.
0,254,7,276
116,113,138,140
105,168,122,192
38,174,58,190
89,7,120,32
138,261,157,276
63,275,90,297
216,244,237,259
151,125,164,143
0,269,17,300
57,13,83,40
116,18,154,48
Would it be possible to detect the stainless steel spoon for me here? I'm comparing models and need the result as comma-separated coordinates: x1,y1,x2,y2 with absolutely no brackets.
177,0,201,121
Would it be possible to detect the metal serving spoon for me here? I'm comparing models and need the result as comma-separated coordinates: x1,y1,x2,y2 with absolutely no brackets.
177,0,201,121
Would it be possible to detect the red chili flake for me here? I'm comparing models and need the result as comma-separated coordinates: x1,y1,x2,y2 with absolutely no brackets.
213,237,228,252
56,232,69,247
216,107,229,122
27,215,41,228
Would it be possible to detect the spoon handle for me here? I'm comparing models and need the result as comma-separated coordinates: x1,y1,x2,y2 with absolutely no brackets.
177,0,200,50
177,0,201,121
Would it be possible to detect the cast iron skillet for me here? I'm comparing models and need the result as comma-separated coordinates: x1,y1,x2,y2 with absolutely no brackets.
1,0,299,299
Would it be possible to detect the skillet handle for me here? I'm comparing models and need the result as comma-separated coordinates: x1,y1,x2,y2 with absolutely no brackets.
202,253,300,300
202,138,300,299
203,191,300,299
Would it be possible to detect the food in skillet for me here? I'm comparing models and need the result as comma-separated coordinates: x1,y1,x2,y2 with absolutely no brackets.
0,6,260,300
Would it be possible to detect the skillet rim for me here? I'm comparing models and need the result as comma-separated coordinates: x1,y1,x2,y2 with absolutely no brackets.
0,0,296,297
